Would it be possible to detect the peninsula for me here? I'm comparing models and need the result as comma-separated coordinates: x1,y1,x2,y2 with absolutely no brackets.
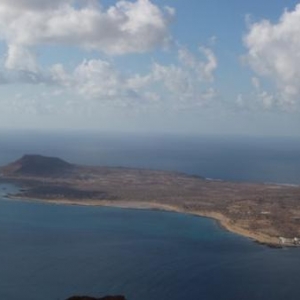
1,154,300,247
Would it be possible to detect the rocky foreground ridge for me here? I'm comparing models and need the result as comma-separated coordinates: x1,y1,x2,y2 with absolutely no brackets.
2,154,300,247
66,296,126,300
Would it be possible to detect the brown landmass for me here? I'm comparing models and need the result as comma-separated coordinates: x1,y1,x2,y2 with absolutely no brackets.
1,154,300,247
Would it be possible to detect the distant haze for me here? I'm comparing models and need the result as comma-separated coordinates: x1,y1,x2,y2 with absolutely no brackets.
1,130,300,185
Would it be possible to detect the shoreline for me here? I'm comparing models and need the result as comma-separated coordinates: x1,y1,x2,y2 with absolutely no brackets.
2,155,300,249
4,195,285,248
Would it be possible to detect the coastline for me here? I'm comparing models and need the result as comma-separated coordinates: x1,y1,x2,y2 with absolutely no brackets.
2,154,300,249
5,195,284,247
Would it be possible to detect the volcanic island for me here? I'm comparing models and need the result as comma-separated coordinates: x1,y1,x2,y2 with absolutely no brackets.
1,154,300,247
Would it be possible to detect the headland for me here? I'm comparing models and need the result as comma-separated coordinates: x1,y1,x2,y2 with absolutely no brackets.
1,154,300,247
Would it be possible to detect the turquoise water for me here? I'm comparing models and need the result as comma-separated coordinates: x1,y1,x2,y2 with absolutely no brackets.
1,184,300,300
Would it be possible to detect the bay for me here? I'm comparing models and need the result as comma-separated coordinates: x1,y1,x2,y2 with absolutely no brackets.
1,189,300,300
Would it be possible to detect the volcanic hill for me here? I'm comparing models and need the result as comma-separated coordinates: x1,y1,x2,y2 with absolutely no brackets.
2,154,300,247
1,154,74,177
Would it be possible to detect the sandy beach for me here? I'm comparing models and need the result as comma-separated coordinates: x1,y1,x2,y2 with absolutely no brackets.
5,195,283,247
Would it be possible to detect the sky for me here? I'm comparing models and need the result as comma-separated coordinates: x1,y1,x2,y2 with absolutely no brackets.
0,0,300,136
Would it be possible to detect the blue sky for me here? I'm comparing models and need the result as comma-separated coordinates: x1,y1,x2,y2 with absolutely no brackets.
0,0,300,136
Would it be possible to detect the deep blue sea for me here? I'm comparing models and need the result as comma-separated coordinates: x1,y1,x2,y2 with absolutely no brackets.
1,131,300,300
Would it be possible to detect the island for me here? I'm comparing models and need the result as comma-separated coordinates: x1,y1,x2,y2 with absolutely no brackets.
1,154,300,247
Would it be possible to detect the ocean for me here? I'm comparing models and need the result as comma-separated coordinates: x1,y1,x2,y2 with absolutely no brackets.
1,130,300,184
1,131,300,300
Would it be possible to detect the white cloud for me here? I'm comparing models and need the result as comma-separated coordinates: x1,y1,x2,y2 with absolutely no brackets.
47,45,218,110
51,59,149,107
149,47,217,107
0,0,68,11
0,0,174,71
0,41,218,113
251,76,260,90
244,4,300,109
5,45,38,72
250,77,275,109
236,94,245,108
73,59,138,102
178,46,217,82
235,77,276,111
0,1,218,113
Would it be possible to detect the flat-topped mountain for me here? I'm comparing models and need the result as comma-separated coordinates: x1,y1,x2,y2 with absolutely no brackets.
1,154,74,177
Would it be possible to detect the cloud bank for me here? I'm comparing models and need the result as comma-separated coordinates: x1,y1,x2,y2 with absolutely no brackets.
244,4,300,109
50,46,218,110
0,0,219,118
0,0,174,71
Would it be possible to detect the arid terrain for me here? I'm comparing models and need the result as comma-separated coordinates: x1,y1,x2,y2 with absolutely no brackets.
1,154,300,247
